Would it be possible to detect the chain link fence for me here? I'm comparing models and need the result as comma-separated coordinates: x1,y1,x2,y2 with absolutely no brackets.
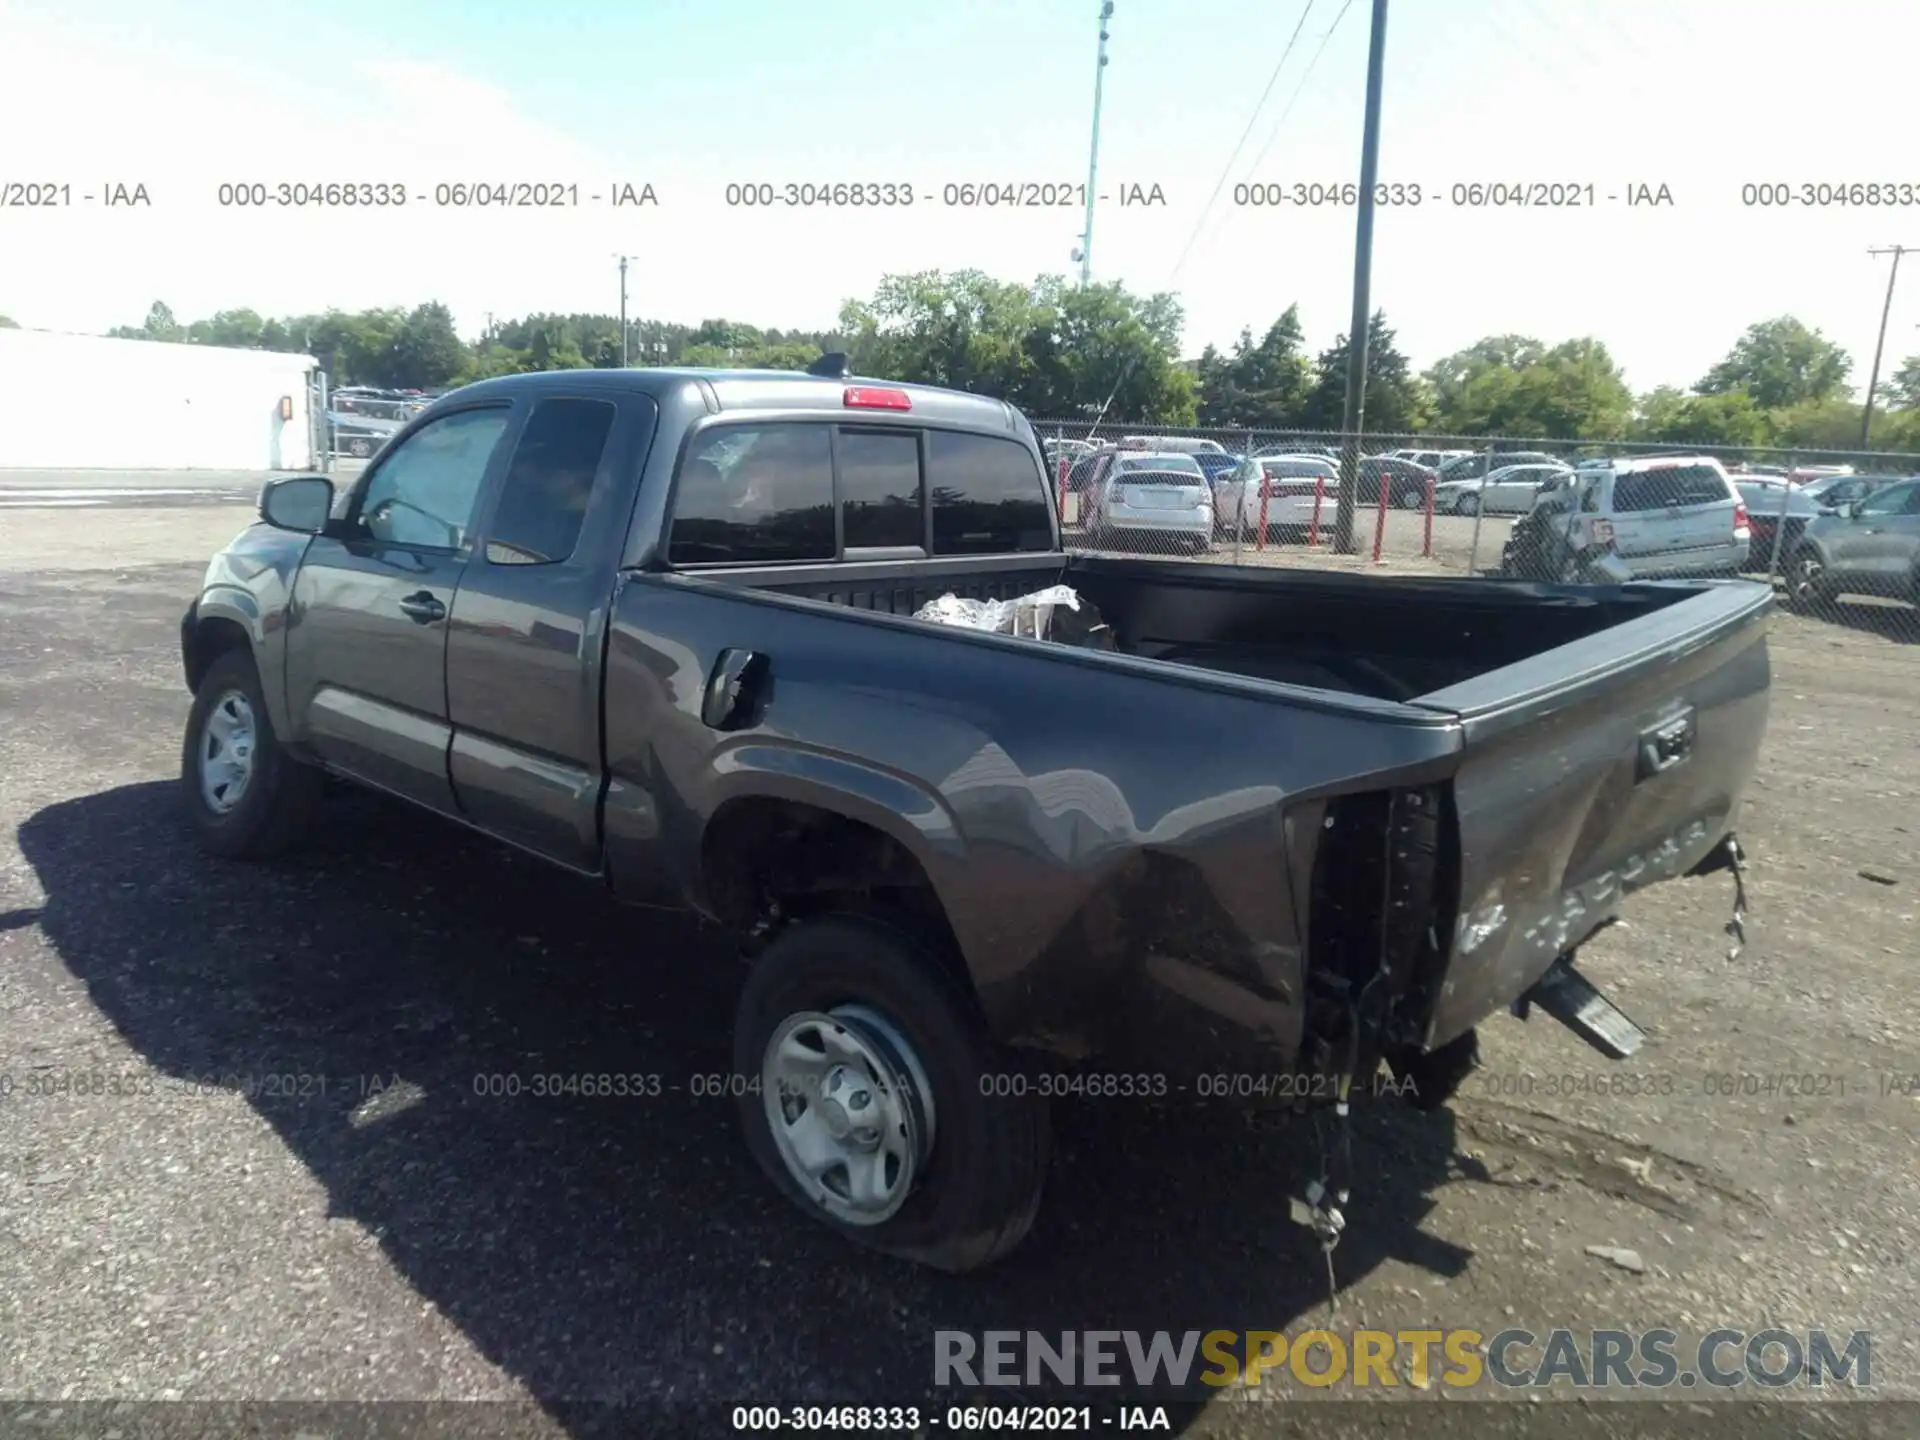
1035,422,1920,643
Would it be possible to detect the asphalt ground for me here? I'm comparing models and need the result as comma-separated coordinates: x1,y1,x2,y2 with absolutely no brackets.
1,475,1917,1439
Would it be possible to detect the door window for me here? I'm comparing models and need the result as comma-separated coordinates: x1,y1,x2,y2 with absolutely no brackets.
1854,481,1917,517
485,398,616,565
357,408,511,548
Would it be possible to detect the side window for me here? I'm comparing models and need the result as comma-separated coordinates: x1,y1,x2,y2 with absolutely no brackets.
1611,472,1680,512
838,429,924,549
1668,466,1731,506
486,398,616,565
1857,481,1916,517
357,408,510,548
667,423,835,565
927,431,1053,555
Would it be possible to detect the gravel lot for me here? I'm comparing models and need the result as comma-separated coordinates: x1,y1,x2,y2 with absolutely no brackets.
1,484,1916,1438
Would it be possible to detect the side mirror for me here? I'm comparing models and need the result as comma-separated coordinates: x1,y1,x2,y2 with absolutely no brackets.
259,475,335,534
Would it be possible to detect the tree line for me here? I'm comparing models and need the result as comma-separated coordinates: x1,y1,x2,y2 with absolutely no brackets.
26,273,1920,452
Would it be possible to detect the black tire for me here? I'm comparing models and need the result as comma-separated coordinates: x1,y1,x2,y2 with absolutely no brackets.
1782,548,1829,612
1456,493,1480,517
732,913,1050,1273
181,647,324,860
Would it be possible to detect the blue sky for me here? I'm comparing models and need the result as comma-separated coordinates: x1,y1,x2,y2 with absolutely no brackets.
3,0,1918,393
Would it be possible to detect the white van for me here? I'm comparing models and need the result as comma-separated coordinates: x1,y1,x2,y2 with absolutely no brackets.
1563,456,1751,578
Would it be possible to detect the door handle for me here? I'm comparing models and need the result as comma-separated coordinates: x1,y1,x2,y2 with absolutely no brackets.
702,648,768,730
397,591,446,624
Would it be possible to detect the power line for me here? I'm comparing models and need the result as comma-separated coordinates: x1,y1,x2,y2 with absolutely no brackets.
1862,245,1913,448
1163,0,1320,284
1078,1,1321,439
1239,0,1359,185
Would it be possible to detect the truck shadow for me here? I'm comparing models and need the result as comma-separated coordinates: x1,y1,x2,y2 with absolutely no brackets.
18,782,1471,1432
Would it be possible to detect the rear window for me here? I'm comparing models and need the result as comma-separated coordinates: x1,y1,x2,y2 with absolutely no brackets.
837,429,923,550
1119,455,1204,478
927,431,1052,555
1611,465,1731,511
667,423,836,564
1264,459,1335,477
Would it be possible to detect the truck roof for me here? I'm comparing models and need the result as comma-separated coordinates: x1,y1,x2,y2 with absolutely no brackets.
440,366,1029,436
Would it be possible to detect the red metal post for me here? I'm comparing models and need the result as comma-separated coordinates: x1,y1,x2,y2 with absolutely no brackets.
1256,476,1272,551
1371,475,1390,563
1421,478,1434,557
1308,474,1326,547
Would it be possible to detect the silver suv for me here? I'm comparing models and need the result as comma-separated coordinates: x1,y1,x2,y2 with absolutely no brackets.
1560,456,1751,578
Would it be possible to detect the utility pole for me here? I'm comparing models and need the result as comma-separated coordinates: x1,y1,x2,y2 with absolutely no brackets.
1073,1,1114,286
616,254,633,366
1333,0,1390,554
1862,245,1911,448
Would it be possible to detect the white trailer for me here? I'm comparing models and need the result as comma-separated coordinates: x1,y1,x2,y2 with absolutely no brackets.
0,329,318,470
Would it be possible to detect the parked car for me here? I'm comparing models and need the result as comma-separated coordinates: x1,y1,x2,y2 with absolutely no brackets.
1043,438,1095,469
1556,456,1751,578
1192,451,1246,485
1434,463,1573,516
1087,451,1215,553
1119,434,1228,455
1788,464,1854,484
1252,442,1338,460
179,364,1772,1273
1782,475,1920,612
1212,455,1336,540
1438,450,1565,482
1733,478,1821,567
1798,472,1899,510
1388,447,1472,471
1358,456,1441,509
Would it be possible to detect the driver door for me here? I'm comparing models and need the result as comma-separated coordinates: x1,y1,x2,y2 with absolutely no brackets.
284,403,516,813
1826,480,1916,584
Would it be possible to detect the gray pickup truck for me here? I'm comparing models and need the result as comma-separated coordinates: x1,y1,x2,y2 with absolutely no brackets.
179,362,1772,1271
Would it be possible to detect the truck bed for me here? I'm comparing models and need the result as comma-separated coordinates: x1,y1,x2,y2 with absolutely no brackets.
671,550,1771,1060
713,550,1724,703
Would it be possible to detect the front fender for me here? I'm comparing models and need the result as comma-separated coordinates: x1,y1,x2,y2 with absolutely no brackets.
187,523,312,745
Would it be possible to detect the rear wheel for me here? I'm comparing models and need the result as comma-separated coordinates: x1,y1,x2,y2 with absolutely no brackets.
733,914,1050,1272
1398,487,1426,511
1456,493,1480,517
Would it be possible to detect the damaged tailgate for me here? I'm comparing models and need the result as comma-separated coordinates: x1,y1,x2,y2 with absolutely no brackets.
1409,580,1773,1049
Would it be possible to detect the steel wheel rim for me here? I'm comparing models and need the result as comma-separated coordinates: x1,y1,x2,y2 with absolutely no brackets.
761,1005,935,1227
198,689,257,814
1790,554,1822,601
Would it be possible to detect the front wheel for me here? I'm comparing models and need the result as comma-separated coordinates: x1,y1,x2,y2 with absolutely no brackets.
1455,493,1480,517
182,648,325,859
1398,488,1427,511
733,914,1050,1272
1782,549,1829,611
